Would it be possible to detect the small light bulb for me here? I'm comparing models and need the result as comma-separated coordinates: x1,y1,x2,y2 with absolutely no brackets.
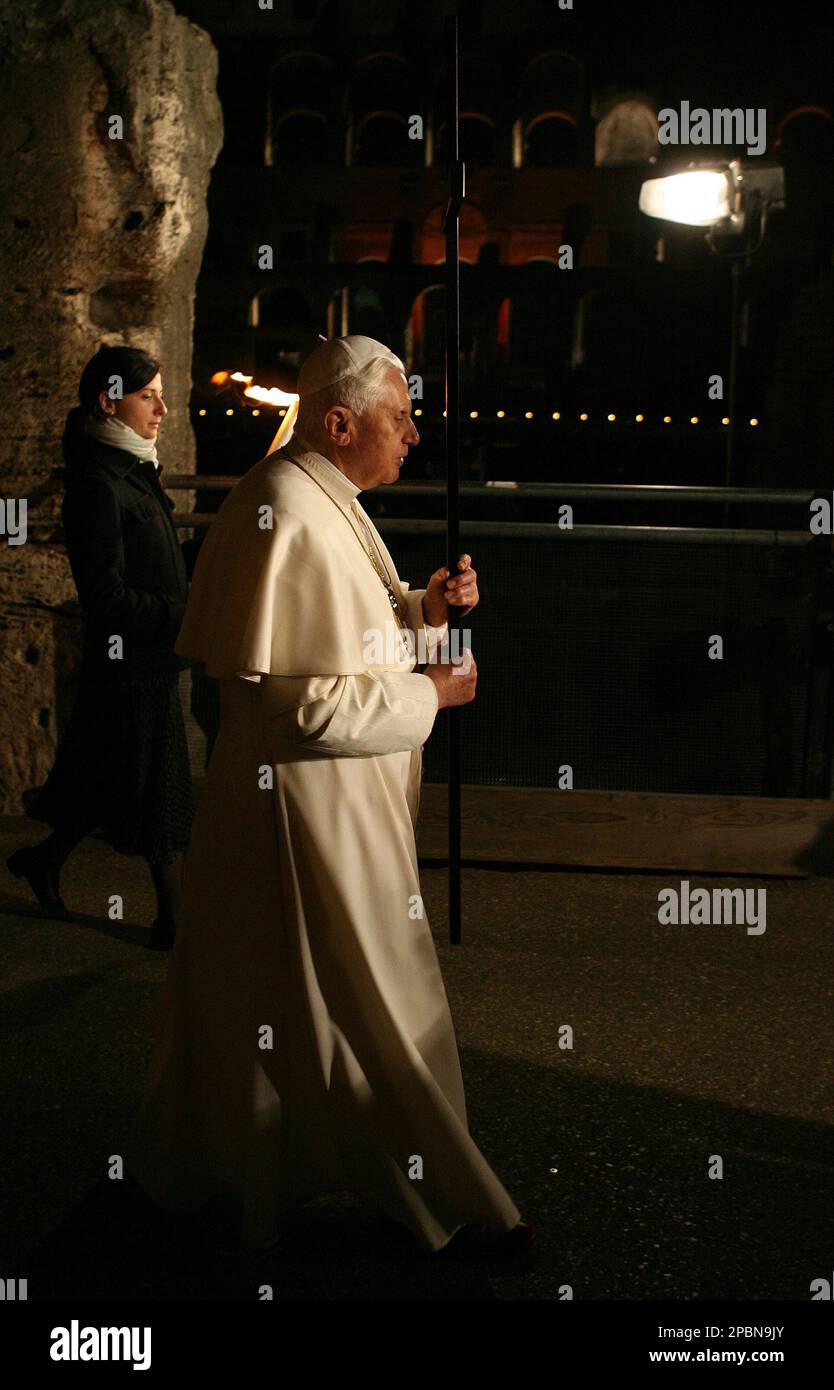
252,409,260,417
470,410,478,418
635,413,644,422
198,408,206,417
721,417,730,426
579,412,588,421
663,415,671,423
607,413,616,422
226,408,234,416
552,411,560,420
750,417,759,426
497,409,505,418
415,408,423,416
690,416,699,424
524,411,533,419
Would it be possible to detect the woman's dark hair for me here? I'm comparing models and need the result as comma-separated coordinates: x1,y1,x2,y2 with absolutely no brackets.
63,346,161,472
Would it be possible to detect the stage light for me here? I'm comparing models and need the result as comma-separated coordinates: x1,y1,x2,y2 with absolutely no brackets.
639,169,733,226
639,159,784,487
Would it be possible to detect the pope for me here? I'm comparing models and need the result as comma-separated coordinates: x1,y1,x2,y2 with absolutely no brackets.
123,334,534,1260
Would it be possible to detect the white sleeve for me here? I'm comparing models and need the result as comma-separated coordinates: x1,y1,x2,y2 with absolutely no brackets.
400,583,449,663
260,668,440,758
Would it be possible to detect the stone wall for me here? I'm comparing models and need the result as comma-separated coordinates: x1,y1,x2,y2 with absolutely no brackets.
0,0,223,813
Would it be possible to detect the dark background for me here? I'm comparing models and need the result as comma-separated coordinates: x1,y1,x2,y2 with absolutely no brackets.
174,0,832,489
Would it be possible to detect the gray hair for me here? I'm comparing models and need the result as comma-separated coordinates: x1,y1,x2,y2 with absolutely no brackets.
295,353,406,437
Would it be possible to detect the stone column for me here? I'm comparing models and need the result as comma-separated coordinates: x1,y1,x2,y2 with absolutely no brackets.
0,0,223,812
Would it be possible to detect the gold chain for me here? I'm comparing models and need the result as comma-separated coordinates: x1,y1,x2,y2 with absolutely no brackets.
349,502,407,633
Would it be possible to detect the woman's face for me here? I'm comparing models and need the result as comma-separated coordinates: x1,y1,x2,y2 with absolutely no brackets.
98,373,167,439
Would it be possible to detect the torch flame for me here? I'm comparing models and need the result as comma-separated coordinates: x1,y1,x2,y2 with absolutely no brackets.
211,369,300,451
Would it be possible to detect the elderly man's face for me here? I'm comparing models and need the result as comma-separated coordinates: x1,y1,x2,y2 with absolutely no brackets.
350,366,420,488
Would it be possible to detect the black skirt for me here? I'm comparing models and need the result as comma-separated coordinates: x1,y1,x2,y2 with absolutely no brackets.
28,669,195,862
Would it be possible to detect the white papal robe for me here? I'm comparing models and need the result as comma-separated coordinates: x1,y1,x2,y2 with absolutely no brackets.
123,439,522,1252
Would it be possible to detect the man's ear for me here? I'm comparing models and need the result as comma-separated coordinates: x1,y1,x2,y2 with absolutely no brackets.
324,405,352,447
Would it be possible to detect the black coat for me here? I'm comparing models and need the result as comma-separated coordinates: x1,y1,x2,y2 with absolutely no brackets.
61,438,190,681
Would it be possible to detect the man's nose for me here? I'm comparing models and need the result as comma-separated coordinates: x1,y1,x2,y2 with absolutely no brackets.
406,419,420,445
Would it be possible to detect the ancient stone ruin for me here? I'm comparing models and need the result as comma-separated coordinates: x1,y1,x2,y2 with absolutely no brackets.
0,0,223,812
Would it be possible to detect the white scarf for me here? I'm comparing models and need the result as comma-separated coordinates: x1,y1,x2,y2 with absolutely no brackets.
85,413,160,470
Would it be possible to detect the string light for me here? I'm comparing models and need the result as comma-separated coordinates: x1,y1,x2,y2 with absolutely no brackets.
204,401,762,429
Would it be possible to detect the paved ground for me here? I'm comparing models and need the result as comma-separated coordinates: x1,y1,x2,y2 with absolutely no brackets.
2,816,833,1301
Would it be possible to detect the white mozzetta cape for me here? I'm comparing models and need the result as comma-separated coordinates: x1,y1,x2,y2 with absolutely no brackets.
175,443,441,680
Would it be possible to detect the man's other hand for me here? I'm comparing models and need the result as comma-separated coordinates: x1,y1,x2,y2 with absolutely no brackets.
422,649,477,709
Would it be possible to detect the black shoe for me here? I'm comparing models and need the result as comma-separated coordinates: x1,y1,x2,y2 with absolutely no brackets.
149,918,176,950
6,846,70,919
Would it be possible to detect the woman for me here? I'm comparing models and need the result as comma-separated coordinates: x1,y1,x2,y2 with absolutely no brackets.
6,346,194,949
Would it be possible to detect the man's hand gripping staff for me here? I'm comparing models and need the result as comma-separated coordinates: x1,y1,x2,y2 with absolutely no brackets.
421,553,479,709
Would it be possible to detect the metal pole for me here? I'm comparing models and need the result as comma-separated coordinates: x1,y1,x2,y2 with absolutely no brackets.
723,258,742,523
443,13,464,945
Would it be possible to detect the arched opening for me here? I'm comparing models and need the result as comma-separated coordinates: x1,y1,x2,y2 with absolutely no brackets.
348,52,421,167
595,98,658,166
265,51,335,166
518,50,585,167
252,287,314,375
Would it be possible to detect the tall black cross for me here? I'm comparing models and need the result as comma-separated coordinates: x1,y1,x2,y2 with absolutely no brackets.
443,14,465,945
